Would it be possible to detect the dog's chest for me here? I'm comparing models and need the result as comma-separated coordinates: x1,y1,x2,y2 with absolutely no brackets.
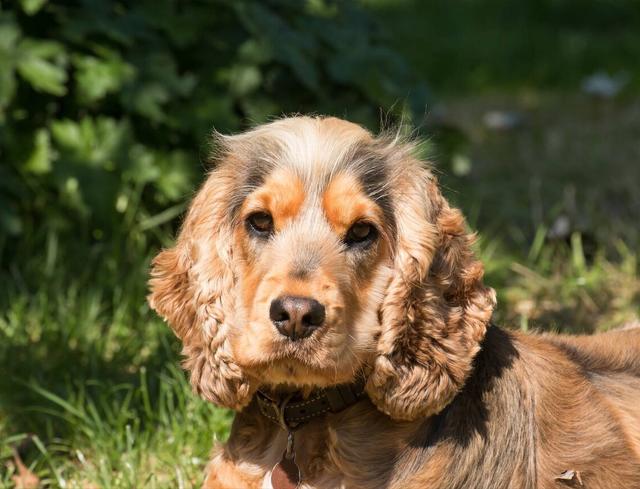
257,418,414,489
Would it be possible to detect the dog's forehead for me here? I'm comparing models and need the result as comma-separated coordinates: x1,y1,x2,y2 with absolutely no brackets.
224,116,391,217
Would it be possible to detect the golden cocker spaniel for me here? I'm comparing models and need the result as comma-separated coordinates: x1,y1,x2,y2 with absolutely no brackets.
149,116,640,489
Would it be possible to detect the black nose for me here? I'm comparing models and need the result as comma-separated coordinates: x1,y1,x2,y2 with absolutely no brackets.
269,296,326,340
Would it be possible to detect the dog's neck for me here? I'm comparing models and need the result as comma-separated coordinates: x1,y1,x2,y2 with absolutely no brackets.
252,377,368,488
256,376,367,431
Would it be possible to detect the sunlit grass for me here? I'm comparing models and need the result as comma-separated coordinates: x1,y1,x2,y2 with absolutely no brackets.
481,232,640,333
1,367,230,488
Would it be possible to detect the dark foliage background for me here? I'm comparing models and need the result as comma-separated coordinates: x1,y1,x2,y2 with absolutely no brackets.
0,0,427,285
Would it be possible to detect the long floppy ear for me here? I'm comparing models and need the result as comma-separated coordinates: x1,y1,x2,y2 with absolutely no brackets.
366,144,496,421
148,167,255,411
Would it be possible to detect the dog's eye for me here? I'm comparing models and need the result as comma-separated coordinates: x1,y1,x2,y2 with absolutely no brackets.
246,212,274,236
345,221,377,247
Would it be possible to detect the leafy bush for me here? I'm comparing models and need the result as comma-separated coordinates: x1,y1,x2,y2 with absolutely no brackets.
0,0,428,282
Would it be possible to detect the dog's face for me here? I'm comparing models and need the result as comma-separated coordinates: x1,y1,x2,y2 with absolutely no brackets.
229,124,392,387
149,116,496,420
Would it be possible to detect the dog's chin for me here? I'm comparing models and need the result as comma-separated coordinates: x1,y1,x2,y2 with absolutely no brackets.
255,359,361,389
240,342,368,389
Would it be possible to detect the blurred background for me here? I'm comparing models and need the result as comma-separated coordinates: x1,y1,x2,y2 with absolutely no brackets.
1,0,639,486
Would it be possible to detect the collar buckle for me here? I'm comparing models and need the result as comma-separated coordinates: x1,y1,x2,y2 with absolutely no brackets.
257,391,299,431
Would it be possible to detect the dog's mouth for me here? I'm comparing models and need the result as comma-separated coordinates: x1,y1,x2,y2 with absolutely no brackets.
269,334,329,364
234,324,364,386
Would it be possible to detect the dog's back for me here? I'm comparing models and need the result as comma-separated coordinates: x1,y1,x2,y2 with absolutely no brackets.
546,326,640,459
547,324,640,374
414,326,640,489
513,327,640,488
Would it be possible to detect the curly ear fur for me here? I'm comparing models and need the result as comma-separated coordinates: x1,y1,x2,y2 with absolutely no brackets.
148,170,255,411
366,148,496,421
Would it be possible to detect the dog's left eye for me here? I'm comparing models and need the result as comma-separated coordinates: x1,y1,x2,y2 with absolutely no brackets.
345,221,377,247
246,212,274,236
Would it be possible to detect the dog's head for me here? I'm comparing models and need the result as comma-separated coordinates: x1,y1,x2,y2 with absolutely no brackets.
148,116,495,421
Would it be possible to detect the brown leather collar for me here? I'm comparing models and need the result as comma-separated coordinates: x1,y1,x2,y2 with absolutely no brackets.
256,376,367,430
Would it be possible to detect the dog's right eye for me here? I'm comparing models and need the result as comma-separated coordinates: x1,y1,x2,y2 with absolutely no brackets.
344,221,378,248
246,212,274,237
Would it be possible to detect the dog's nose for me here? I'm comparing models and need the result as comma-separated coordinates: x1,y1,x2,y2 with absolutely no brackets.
269,296,326,340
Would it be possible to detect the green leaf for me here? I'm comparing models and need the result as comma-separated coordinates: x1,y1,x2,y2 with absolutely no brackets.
121,51,196,122
0,18,20,52
156,151,196,202
24,128,53,174
227,64,262,97
125,144,161,184
237,3,320,92
130,83,170,122
16,39,67,96
50,117,129,168
19,0,48,16
238,39,272,65
73,53,135,103
50,119,83,150
17,56,67,95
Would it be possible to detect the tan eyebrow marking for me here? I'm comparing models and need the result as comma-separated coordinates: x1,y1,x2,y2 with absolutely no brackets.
241,168,305,230
322,172,384,237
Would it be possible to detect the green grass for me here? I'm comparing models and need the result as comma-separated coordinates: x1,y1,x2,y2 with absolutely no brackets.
0,267,232,488
2,367,229,488
2,1,640,487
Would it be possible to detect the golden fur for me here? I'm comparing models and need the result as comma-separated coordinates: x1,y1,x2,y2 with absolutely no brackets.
149,116,640,488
